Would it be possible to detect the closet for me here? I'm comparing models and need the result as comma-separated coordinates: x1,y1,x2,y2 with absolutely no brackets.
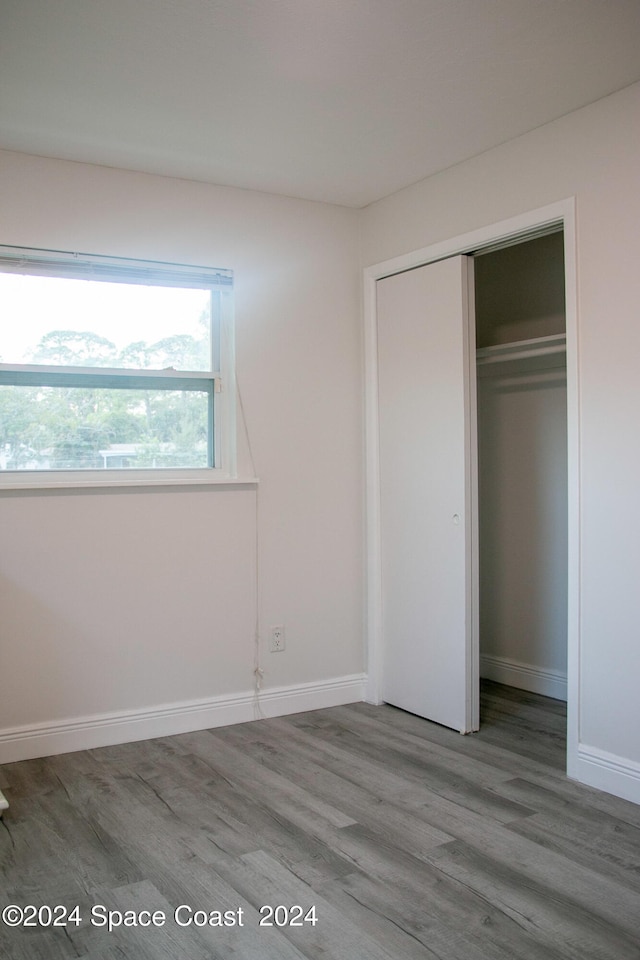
475,232,567,702
376,229,568,735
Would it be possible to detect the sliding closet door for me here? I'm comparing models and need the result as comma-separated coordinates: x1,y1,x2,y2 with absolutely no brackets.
377,256,478,733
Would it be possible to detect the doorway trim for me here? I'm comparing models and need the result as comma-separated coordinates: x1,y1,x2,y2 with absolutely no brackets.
363,198,579,779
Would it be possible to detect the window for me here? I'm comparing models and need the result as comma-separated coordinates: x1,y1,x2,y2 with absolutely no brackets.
0,246,235,485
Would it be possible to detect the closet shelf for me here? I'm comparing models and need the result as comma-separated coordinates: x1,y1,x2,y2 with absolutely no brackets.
476,333,566,366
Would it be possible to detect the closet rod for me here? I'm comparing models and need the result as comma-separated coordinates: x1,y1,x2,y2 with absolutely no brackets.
477,333,566,366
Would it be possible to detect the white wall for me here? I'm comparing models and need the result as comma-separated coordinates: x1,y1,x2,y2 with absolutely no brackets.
0,151,364,759
478,365,568,697
361,82,640,801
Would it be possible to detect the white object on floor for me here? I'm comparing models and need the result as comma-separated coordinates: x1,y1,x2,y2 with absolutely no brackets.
0,789,8,813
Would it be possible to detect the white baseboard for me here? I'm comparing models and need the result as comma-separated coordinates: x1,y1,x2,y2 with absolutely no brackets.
570,744,640,807
480,654,567,701
0,673,367,764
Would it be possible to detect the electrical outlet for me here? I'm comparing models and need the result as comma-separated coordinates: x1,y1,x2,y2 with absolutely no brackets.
270,625,286,652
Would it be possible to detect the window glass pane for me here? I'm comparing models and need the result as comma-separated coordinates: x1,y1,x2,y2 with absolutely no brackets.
0,384,210,470
0,273,212,371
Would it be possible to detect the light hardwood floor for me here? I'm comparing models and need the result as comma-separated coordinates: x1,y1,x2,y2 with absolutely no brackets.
2,682,640,959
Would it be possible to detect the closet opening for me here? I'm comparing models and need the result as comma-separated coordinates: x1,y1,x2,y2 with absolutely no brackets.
473,231,568,744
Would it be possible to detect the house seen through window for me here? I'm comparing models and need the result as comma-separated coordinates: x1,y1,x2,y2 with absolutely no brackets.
0,247,233,476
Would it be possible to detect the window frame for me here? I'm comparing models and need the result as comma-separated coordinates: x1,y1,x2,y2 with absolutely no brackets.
0,245,237,488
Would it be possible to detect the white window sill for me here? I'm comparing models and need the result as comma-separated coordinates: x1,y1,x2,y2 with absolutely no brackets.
0,471,259,492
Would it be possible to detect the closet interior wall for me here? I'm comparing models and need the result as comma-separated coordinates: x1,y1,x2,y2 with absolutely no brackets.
474,232,568,702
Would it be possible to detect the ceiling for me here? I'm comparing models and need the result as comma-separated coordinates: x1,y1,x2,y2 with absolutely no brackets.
1,0,639,208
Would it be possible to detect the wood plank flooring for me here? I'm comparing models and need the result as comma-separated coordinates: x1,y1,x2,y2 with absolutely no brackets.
2,681,640,959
